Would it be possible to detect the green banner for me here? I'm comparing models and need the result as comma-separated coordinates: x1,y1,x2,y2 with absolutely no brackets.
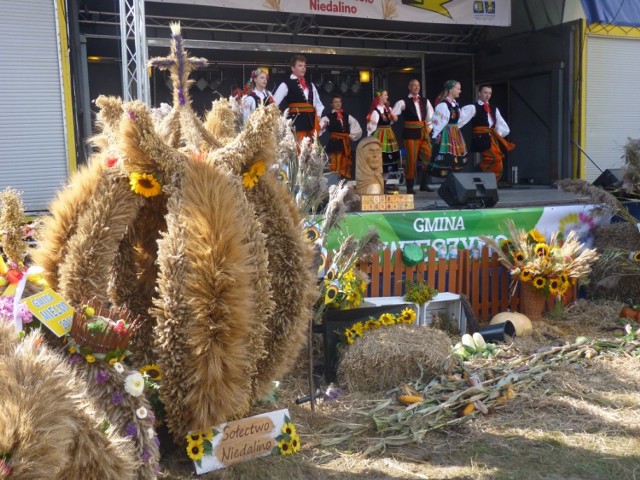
325,205,609,254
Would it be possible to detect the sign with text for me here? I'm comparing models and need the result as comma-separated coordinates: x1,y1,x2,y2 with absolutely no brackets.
190,409,299,474
148,0,511,26
22,288,73,337
324,204,611,253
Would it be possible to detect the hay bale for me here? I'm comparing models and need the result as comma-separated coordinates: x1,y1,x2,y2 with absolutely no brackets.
337,325,453,393
589,223,640,301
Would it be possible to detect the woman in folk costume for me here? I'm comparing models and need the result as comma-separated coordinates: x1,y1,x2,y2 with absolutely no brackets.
427,80,475,178
242,68,275,124
320,94,363,179
366,90,401,175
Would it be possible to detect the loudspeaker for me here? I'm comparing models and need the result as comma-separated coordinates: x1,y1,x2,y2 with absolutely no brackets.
438,172,499,208
593,168,622,190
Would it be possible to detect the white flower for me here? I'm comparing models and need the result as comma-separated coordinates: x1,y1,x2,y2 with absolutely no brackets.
136,406,148,419
124,372,144,397
147,427,155,439
113,362,125,373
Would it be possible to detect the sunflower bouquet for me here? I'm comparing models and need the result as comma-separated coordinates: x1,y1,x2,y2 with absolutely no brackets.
480,220,600,299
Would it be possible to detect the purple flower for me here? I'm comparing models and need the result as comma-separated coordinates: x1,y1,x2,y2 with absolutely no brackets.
147,410,156,425
141,449,151,462
111,392,124,406
125,422,138,437
69,353,83,365
96,370,109,384
155,435,161,447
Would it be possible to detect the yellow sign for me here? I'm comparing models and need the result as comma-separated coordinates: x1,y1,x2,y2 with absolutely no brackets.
22,289,74,337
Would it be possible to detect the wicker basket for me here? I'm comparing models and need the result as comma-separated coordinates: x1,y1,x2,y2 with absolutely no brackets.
521,287,547,321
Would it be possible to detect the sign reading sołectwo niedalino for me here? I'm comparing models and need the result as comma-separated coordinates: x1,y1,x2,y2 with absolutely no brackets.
146,0,511,26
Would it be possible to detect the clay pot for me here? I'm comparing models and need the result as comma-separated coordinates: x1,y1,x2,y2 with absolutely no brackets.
490,311,533,336
619,307,639,320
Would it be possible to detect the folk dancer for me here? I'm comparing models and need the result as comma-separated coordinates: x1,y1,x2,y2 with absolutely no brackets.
242,68,275,124
392,79,434,193
273,54,324,147
428,80,475,179
320,94,363,179
471,84,515,180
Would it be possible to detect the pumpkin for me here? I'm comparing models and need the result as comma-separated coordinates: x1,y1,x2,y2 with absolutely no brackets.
490,311,532,336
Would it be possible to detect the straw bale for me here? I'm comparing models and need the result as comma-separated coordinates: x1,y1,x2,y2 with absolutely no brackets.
589,222,640,301
337,325,454,393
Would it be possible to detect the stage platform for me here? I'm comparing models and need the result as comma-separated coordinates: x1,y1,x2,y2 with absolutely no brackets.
411,185,590,211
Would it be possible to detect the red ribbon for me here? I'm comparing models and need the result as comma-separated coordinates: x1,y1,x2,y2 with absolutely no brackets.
298,77,307,90
483,102,491,114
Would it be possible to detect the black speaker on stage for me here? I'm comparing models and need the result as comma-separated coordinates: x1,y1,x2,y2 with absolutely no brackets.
438,172,499,208
593,168,622,190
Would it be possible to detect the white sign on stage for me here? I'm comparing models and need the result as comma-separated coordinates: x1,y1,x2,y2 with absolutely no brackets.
147,0,512,27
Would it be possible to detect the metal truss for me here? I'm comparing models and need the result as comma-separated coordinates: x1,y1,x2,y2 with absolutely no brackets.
118,0,150,104
82,10,477,48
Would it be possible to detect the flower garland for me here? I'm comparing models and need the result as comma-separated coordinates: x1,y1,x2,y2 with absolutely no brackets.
344,308,417,345
129,172,162,198
242,161,266,189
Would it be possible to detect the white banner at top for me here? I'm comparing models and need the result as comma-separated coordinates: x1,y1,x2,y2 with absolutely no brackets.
147,0,511,26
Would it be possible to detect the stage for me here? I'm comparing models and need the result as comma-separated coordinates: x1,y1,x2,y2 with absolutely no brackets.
411,184,591,210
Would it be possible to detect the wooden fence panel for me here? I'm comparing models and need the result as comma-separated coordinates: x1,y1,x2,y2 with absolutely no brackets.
393,249,404,296
381,248,392,296
427,248,437,287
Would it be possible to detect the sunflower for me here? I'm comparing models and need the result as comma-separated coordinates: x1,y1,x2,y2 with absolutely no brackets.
85,355,96,363
379,313,396,325
499,238,514,251
532,276,546,289
186,441,204,461
186,433,202,443
399,307,416,324
519,268,533,283
242,160,267,189
534,243,549,257
289,433,301,452
278,439,293,455
352,322,364,336
201,430,214,441
548,278,561,296
139,364,162,381
363,319,376,330
632,251,640,263
282,422,296,437
513,251,525,263
129,172,162,198
528,229,546,244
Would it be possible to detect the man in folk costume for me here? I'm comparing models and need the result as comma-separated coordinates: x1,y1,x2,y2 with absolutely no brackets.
320,94,363,179
471,84,515,180
273,54,324,146
392,79,434,194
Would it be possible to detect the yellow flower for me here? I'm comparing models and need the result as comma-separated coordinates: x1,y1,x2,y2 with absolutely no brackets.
535,243,549,257
187,433,202,443
282,422,297,437
352,322,364,337
528,229,546,244
242,161,266,189
513,251,525,263
343,269,356,283
548,278,561,296
83,305,95,317
129,172,162,198
85,355,96,363
519,268,533,283
201,430,214,441
364,319,376,330
400,307,416,324
139,364,162,381
290,433,301,452
108,357,117,365
379,313,396,325
532,276,546,289
186,440,204,461
278,439,293,455
68,345,76,354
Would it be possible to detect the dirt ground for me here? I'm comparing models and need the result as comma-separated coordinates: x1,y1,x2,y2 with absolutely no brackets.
159,300,640,480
